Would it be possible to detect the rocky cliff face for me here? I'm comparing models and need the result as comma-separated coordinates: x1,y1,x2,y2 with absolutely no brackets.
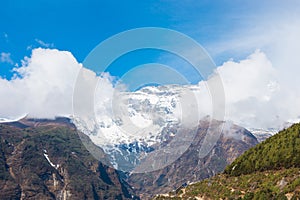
127,120,258,198
0,118,136,200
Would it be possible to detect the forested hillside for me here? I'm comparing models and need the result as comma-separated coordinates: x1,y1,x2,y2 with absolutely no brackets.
155,123,300,199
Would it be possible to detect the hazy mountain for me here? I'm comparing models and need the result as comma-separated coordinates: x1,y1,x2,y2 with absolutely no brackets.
71,84,263,198
73,85,268,174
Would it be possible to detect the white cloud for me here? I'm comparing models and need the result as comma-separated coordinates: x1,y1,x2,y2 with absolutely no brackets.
0,47,299,131
206,50,300,129
0,49,78,118
184,8,300,130
0,48,82,119
155,49,298,130
0,48,117,120
0,52,14,65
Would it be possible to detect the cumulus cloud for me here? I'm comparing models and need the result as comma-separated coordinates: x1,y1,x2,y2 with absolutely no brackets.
205,7,300,129
195,13,300,130
212,50,298,129
0,48,83,119
0,48,119,120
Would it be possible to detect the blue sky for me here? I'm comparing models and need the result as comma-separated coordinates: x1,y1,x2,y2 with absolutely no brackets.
1,0,300,128
1,0,300,80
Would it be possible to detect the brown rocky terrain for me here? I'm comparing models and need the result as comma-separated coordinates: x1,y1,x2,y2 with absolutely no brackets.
0,118,259,199
128,120,258,199
0,118,136,200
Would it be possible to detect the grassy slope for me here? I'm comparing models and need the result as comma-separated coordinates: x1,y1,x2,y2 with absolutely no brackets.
155,123,300,199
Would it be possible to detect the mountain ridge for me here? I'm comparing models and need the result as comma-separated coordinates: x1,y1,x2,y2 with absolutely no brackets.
128,120,258,198
0,118,137,200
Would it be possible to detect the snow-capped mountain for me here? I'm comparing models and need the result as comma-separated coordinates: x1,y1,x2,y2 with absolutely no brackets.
73,84,208,172
247,128,277,142
72,84,279,172
248,120,298,142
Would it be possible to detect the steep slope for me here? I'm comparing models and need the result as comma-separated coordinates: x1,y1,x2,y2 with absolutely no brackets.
128,120,258,198
155,168,300,199
225,123,300,176
157,123,300,199
0,118,136,200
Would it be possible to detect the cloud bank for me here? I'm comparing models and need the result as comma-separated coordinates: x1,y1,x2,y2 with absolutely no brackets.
0,47,299,130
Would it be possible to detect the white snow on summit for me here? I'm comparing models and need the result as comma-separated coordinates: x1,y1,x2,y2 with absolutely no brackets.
73,84,213,149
